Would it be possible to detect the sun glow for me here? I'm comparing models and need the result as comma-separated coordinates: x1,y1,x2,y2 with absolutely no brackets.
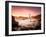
12,12,31,17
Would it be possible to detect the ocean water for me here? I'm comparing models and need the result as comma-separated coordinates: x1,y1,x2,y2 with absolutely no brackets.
15,18,39,28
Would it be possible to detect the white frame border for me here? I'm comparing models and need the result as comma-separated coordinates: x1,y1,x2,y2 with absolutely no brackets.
9,3,44,35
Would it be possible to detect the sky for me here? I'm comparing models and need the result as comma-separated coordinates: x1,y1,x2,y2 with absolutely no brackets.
12,6,41,17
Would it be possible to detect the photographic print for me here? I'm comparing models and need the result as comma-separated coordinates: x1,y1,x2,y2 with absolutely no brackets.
5,1,45,36
12,6,41,31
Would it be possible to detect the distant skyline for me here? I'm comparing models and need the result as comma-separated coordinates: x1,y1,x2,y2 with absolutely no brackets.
12,6,41,17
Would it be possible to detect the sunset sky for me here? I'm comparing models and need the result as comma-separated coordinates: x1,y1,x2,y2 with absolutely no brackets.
12,6,41,17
